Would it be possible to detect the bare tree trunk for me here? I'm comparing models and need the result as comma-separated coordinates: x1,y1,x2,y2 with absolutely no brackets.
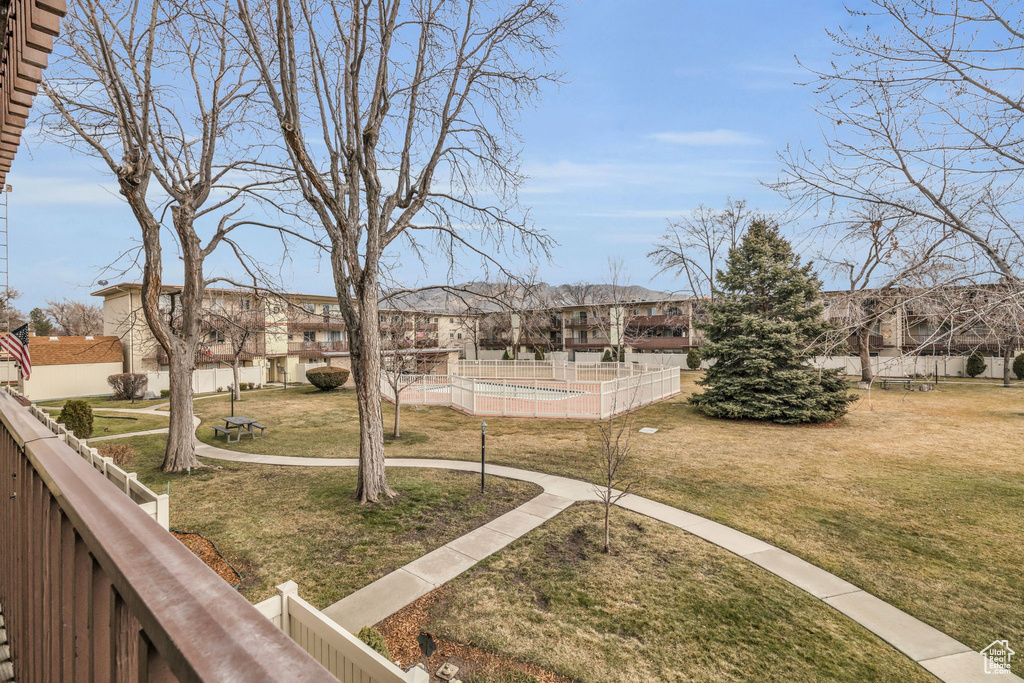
232,361,241,399
348,289,395,503
1004,346,1013,387
603,502,611,553
164,347,198,472
393,394,401,439
858,328,874,383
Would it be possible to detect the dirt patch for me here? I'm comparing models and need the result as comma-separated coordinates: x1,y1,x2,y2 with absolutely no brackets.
376,587,574,683
172,530,242,587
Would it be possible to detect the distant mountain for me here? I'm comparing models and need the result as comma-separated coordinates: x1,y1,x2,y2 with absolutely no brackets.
385,281,673,313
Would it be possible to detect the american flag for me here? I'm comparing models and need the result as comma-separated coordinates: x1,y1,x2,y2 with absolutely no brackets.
0,324,31,380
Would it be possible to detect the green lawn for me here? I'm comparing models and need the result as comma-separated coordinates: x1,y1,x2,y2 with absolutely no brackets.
189,380,1024,657
116,434,540,607
37,395,170,409
88,411,168,438
429,504,933,682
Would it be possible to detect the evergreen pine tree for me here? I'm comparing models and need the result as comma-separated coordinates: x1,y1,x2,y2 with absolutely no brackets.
690,221,855,424
29,308,53,336
601,349,613,363
965,351,986,378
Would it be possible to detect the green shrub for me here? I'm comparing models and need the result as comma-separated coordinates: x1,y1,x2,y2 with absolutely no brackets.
618,347,625,362
306,366,350,391
534,347,544,360
502,349,511,360
57,399,93,439
247,382,255,390
686,349,702,370
966,351,986,378
160,389,171,398
98,443,137,468
601,349,613,363
107,372,148,400
1013,354,1024,380
356,626,390,659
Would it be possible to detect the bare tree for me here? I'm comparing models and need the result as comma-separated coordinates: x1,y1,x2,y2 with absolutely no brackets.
42,0,271,471
45,299,104,336
381,335,444,439
588,384,645,554
816,206,951,382
0,289,26,331
649,198,753,300
238,0,561,501
203,293,266,398
774,0,1024,286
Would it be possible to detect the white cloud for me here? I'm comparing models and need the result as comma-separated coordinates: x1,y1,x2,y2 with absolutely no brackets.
649,129,765,146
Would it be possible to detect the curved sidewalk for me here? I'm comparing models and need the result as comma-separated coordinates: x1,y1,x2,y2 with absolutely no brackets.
191,441,1010,683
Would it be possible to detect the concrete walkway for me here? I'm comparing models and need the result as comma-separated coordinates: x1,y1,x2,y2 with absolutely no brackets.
188,444,1012,683
91,406,1015,683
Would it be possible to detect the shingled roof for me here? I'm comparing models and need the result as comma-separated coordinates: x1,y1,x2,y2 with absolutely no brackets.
20,335,123,366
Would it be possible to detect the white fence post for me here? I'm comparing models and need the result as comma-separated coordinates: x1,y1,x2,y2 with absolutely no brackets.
277,580,299,637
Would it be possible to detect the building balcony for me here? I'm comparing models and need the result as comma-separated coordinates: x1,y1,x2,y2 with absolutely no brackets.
629,337,692,350
415,323,438,333
287,340,349,357
152,341,266,364
846,333,885,351
564,339,609,350
902,333,1007,352
564,317,608,329
628,314,689,329
480,337,512,349
287,311,345,331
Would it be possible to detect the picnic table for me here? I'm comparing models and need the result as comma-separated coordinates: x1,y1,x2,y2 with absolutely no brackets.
212,416,267,443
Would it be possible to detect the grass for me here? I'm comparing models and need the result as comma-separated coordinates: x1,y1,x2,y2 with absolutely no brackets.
37,395,171,409
188,380,1024,655
88,411,168,437
115,433,540,607
428,504,933,682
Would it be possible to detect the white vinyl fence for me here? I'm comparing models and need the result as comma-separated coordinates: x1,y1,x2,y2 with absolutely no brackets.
255,582,428,683
808,355,1011,380
144,366,264,397
296,362,328,383
6,386,170,530
384,361,680,419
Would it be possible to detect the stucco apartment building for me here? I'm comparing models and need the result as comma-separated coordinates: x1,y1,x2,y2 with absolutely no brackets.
479,297,702,358
478,288,1017,361
93,282,478,382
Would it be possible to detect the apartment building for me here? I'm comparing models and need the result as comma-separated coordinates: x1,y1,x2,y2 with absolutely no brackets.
478,296,700,358
93,283,478,382
823,288,1020,358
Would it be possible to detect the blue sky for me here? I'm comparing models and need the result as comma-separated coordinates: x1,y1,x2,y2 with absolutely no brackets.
11,0,850,310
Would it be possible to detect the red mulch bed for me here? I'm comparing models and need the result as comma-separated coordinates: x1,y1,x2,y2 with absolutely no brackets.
376,587,574,683
172,530,241,586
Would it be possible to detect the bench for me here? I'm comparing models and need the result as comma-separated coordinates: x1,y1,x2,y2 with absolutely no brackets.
212,425,240,443
881,378,913,390
250,423,267,439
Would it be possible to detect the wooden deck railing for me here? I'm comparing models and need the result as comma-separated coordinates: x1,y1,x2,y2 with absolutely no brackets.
0,390,334,682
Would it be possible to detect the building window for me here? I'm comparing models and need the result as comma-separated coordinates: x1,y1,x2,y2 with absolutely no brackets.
450,332,455,338
457,333,462,339
303,330,316,343
304,303,315,313
241,299,251,311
